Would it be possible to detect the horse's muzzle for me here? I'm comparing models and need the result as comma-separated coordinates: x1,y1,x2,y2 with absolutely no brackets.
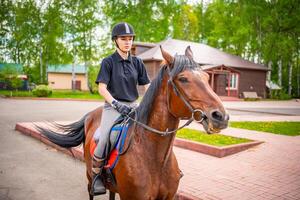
201,109,229,134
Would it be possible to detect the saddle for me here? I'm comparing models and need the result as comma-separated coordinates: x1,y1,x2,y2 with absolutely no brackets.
90,115,133,186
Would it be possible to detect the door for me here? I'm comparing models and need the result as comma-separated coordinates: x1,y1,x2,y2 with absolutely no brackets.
75,80,81,90
214,74,227,96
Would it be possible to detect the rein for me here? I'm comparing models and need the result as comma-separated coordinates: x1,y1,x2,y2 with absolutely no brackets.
126,66,207,137
127,110,193,136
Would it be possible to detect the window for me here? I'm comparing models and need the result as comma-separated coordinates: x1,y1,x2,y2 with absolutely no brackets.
226,73,238,90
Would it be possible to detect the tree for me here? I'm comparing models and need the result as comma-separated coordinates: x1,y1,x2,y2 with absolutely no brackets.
0,0,14,62
62,0,101,90
0,65,23,93
39,0,72,83
172,3,200,42
9,0,42,65
101,0,177,42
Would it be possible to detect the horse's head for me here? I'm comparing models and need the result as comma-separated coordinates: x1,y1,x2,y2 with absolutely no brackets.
161,46,229,134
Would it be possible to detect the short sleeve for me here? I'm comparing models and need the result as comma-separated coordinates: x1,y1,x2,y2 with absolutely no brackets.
137,58,150,85
95,59,111,85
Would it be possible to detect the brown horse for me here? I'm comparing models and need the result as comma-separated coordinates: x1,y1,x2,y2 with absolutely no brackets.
39,46,229,200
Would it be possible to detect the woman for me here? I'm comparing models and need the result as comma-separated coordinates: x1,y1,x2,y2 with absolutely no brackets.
91,22,150,196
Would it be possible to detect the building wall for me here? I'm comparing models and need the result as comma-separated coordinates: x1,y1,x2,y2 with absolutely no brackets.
137,60,162,95
132,45,153,56
144,60,162,81
238,69,267,98
48,73,88,91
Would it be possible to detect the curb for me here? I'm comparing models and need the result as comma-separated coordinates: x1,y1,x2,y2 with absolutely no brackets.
174,138,263,158
227,108,296,116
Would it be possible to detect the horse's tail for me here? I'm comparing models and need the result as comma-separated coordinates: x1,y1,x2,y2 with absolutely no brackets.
36,114,87,148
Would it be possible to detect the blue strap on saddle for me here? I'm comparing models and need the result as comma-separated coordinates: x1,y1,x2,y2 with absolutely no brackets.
109,122,130,170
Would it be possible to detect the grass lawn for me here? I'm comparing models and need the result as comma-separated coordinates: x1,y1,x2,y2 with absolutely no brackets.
230,121,300,136
0,90,104,100
0,90,35,97
176,128,251,147
50,90,102,100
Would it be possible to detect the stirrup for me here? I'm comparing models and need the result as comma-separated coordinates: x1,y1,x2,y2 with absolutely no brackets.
90,173,106,196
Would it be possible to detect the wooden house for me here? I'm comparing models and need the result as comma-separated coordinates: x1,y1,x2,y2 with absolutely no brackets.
133,39,268,98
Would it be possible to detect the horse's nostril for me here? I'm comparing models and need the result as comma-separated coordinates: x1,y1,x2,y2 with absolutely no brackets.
211,111,223,121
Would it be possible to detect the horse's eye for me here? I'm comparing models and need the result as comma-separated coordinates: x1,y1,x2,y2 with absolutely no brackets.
178,77,188,83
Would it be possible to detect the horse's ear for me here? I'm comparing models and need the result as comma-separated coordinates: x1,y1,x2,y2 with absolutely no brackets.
185,46,193,60
160,45,174,65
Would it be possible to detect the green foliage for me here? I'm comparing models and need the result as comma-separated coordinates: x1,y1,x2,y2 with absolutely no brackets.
10,77,23,90
0,65,19,78
102,0,176,42
230,121,300,136
32,85,52,97
270,90,292,100
0,65,23,90
50,90,102,99
243,98,260,101
177,128,251,147
172,4,200,41
88,65,99,94
10,0,42,64
0,89,103,99
0,90,34,97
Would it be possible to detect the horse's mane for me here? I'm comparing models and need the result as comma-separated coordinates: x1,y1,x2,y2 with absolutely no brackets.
136,55,198,123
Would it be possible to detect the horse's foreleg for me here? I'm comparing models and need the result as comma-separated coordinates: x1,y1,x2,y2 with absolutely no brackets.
109,191,116,200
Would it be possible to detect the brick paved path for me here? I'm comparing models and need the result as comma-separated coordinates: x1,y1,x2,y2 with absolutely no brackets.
176,122,300,200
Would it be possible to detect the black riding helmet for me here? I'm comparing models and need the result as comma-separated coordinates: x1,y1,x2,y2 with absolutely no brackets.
111,22,135,40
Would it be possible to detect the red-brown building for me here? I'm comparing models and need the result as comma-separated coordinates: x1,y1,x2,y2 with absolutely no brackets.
132,38,268,98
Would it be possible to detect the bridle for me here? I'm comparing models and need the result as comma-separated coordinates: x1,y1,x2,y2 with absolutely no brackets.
166,66,206,123
126,65,207,137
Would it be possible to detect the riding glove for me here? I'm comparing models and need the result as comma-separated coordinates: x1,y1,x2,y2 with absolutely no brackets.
111,100,132,116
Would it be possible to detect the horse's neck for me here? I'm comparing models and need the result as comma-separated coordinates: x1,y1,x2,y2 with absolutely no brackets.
139,76,179,164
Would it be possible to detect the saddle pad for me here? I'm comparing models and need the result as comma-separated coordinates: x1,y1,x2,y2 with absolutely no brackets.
90,124,129,170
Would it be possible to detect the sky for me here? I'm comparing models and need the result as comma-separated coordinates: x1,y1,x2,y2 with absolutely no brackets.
186,0,213,5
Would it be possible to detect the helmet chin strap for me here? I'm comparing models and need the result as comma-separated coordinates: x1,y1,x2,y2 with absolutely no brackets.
114,40,129,54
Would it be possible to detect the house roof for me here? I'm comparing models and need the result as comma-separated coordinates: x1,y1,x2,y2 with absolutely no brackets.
133,41,156,48
47,64,86,74
0,63,23,74
137,38,268,71
201,64,241,73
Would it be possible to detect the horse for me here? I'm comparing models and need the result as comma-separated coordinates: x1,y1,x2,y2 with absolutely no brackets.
38,46,229,200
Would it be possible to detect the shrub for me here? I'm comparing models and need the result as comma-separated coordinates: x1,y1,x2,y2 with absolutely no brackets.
32,85,52,97
244,98,260,101
271,90,291,100
10,76,23,90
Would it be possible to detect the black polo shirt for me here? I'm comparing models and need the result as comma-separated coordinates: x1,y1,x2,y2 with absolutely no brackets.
95,51,150,102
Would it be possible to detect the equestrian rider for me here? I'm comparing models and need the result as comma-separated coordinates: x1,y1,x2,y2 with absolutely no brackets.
91,22,151,195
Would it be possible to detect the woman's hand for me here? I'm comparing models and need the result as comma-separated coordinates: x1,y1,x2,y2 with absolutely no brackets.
111,100,132,116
